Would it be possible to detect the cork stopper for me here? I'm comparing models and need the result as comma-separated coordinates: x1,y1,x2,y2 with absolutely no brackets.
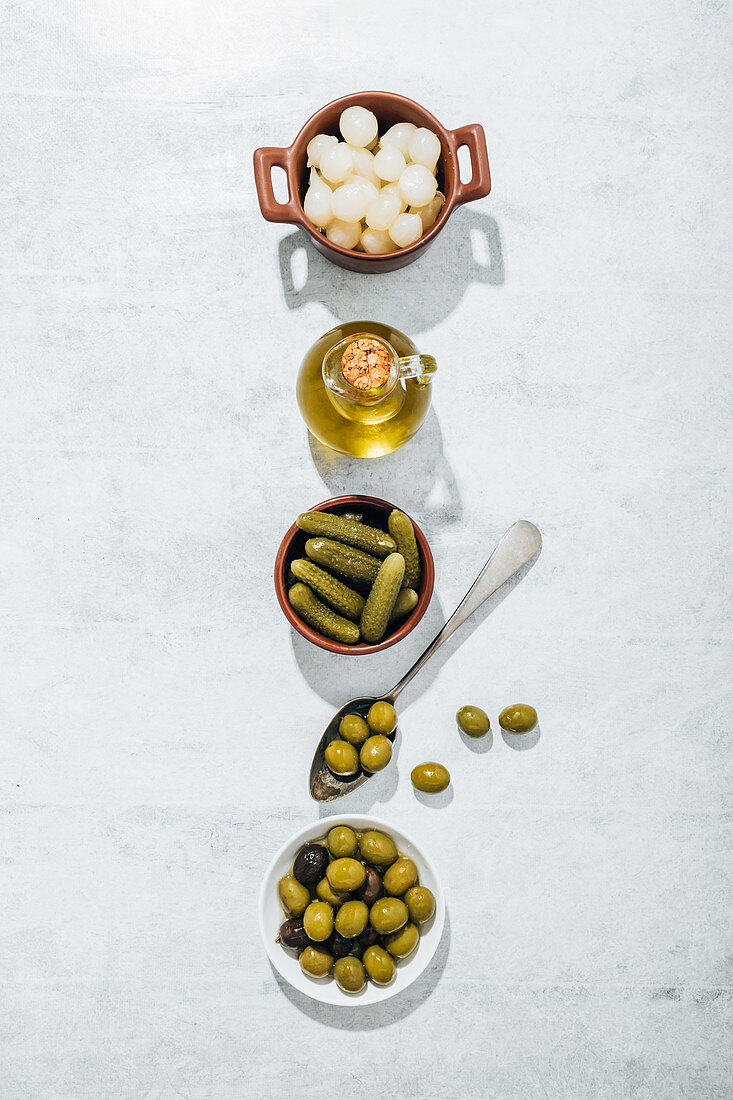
340,338,392,390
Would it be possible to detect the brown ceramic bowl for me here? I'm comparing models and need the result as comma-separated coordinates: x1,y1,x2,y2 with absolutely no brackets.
253,91,491,273
275,495,435,654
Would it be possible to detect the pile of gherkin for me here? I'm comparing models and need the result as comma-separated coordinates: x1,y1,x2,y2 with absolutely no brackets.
288,508,421,645
276,825,436,993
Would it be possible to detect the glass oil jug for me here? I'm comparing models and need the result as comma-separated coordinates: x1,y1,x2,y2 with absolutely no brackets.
296,321,437,458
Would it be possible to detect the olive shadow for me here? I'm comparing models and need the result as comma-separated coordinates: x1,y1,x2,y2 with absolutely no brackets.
279,208,504,336
272,908,451,1030
316,726,403,817
413,785,454,809
459,727,494,754
307,407,463,527
501,722,542,751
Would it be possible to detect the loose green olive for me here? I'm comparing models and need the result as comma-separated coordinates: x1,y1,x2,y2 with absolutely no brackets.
383,857,419,896
339,713,370,747
411,761,451,793
299,944,333,978
359,830,398,869
324,739,359,777
292,843,328,886
334,955,366,993
499,703,538,733
302,901,334,942
367,700,397,735
384,921,419,959
316,877,349,907
370,896,409,934
334,899,369,939
327,857,366,892
278,873,311,916
456,704,490,737
359,735,393,774
327,824,358,858
362,945,396,985
404,885,436,924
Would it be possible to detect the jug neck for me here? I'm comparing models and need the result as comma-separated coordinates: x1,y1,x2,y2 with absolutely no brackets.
322,333,405,424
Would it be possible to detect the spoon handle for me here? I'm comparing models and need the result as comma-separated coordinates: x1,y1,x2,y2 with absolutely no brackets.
386,520,542,703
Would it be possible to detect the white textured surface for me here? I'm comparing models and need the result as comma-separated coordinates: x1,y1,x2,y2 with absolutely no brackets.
2,1,731,1097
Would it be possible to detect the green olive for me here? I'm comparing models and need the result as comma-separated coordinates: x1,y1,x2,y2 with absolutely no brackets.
339,713,370,747
324,739,359,777
334,899,369,939
359,830,398,869
411,761,450,793
404,885,436,924
456,704,490,737
362,945,396,985
370,896,409,934
327,857,366,892
315,877,349,907
499,703,538,733
383,857,419,896
334,955,366,993
359,735,393,774
367,700,397,735
385,922,419,959
277,873,311,917
299,944,333,978
302,900,334,942
326,824,358,858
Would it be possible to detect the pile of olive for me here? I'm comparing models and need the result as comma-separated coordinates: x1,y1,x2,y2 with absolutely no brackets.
286,507,422,645
326,699,397,780
276,825,436,994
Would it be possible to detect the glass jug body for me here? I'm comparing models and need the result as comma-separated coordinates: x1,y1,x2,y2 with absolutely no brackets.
296,321,435,459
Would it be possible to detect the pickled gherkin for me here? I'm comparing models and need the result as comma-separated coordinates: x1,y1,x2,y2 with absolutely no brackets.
388,587,418,624
387,509,421,589
305,537,382,586
360,553,405,644
288,583,360,645
290,558,365,621
297,512,396,557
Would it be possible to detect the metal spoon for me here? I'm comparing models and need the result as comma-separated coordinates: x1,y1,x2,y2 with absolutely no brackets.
309,520,542,801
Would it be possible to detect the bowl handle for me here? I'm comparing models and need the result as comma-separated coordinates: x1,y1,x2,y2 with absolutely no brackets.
449,124,491,207
253,145,304,224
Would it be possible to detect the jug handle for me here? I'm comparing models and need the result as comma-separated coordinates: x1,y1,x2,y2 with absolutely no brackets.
396,354,437,382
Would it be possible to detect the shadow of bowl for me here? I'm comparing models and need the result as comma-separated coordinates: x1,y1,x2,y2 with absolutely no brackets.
272,908,451,1031
279,207,504,335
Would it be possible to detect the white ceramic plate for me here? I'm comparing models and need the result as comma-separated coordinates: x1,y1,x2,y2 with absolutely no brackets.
259,813,445,1006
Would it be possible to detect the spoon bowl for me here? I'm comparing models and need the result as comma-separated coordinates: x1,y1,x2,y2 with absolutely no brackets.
309,695,396,802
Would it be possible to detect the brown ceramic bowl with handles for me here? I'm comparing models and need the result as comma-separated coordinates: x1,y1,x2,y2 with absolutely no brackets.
274,494,435,654
253,91,491,273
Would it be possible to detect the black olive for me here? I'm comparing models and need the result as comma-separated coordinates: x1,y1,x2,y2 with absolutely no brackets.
355,924,379,953
293,843,329,886
328,931,354,958
277,917,310,951
355,865,383,907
